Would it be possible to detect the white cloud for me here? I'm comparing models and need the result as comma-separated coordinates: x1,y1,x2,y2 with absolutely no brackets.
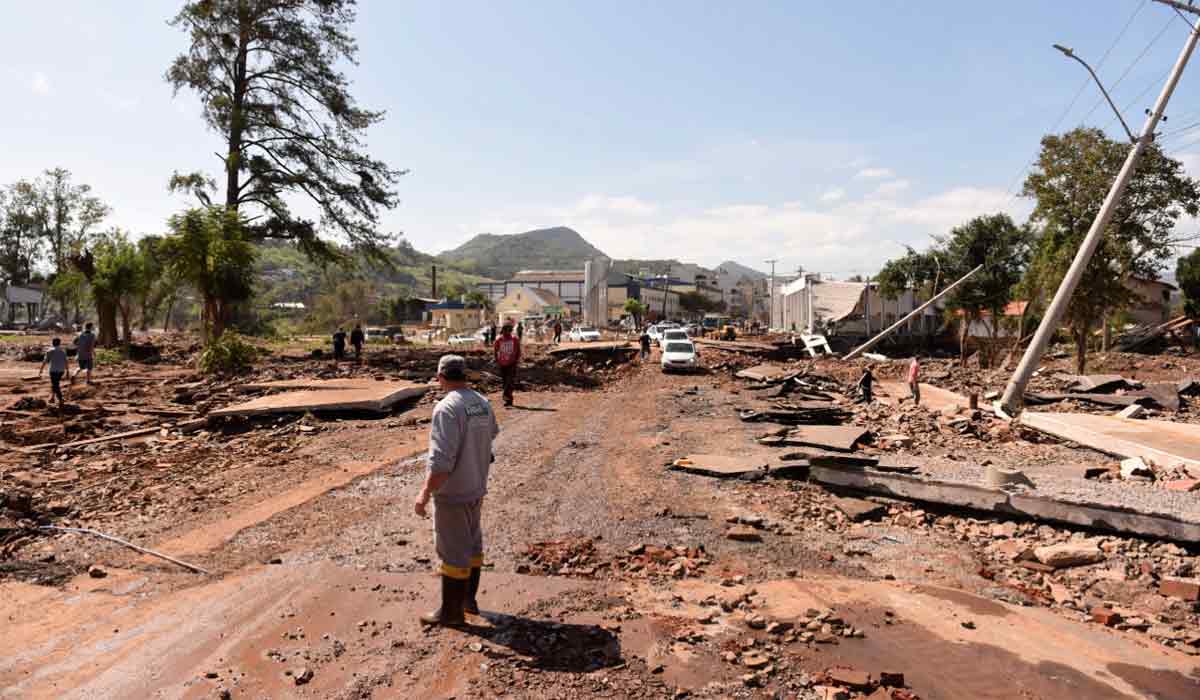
872,179,911,197
569,194,657,217
819,187,845,202
30,71,50,96
855,167,893,179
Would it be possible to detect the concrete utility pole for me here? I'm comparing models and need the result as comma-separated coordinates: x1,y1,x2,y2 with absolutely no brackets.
999,3,1200,415
765,259,778,329
845,264,983,360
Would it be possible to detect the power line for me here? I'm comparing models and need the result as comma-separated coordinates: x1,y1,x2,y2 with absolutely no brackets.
1001,0,1150,206
1079,11,1176,124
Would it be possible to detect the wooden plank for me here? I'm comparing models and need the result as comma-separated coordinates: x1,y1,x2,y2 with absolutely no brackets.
22,425,164,452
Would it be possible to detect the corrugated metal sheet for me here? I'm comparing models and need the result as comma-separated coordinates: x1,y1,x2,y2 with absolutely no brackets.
5,286,44,305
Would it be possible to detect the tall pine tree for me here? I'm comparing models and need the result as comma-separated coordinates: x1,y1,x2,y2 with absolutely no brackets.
166,0,405,261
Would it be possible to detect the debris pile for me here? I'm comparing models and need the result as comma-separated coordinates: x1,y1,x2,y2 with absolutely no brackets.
520,537,711,580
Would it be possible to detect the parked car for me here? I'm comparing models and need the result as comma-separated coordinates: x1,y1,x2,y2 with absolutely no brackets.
447,333,476,346
660,328,689,345
660,340,700,373
568,326,602,342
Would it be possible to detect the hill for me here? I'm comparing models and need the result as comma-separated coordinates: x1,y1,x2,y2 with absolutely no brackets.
716,261,767,281
438,226,606,280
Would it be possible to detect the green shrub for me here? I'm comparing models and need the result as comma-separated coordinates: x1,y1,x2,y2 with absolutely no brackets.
95,348,124,366
198,331,260,375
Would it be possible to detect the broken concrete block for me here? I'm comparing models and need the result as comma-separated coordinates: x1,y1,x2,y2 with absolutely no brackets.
726,527,762,543
740,652,769,669
1120,457,1154,480
1091,608,1121,626
991,522,1017,539
1159,578,1200,601
833,497,886,523
880,434,913,447
984,465,1034,490
1034,542,1105,569
1117,404,1145,420
827,668,872,690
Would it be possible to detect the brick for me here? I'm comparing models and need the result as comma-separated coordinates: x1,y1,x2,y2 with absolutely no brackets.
1159,578,1200,602
827,667,872,690
1091,608,1122,626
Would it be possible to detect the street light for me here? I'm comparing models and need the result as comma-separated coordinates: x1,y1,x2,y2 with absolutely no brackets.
1053,44,1137,143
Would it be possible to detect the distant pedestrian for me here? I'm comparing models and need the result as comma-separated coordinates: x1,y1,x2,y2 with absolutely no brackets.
39,338,68,407
332,327,347,361
73,322,96,384
494,324,521,407
516,322,524,341
908,356,921,406
553,320,562,344
350,323,365,360
416,354,499,626
855,365,875,403
639,327,651,360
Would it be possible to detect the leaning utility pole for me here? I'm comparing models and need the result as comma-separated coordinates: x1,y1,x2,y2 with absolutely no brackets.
999,2,1200,415
765,259,779,329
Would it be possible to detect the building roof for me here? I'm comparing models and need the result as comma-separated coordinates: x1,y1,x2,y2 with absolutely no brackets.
511,270,585,283
811,281,866,323
525,288,564,307
430,300,467,310
1130,276,1178,291
4,285,44,305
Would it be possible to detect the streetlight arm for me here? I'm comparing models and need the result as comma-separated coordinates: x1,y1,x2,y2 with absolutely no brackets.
1054,44,1138,143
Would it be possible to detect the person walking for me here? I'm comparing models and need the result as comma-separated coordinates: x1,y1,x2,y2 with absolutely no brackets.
416,354,499,626
494,324,521,407
553,319,562,344
73,322,96,384
908,356,921,406
39,338,68,407
855,365,875,404
332,327,347,361
516,321,524,342
350,323,366,361
639,327,652,361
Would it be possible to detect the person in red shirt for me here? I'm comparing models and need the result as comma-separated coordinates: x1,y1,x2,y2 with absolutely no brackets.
494,324,521,407
908,355,921,406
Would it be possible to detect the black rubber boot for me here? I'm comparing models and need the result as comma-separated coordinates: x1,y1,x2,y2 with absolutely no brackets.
465,567,481,615
420,576,467,626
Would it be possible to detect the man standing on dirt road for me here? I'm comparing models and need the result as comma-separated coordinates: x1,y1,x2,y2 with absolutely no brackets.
494,324,521,407
332,327,347,361
639,327,651,361
350,323,365,361
73,322,96,384
908,355,921,406
39,338,68,407
553,319,562,344
415,354,499,626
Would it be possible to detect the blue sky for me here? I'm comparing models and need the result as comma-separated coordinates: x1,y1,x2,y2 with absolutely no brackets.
4,1,1200,277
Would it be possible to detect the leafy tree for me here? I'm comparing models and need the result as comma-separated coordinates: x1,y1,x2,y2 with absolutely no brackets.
166,0,405,261
90,231,148,347
0,181,45,286
1177,249,1200,319
623,298,649,326
464,290,492,310
938,213,1034,366
309,278,376,330
161,207,257,340
1021,127,1200,372
49,269,89,326
35,168,109,310
875,246,945,301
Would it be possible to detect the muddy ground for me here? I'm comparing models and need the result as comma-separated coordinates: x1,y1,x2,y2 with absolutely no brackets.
1,334,1199,699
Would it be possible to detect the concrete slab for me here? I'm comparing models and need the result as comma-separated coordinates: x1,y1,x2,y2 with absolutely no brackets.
735,364,791,382
1020,411,1200,477
546,341,631,355
210,381,427,417
1067,374,1130,392
810,466,1200,543
878,381,968,412
780,425,868,452
670,454,770,478
238,378,403,392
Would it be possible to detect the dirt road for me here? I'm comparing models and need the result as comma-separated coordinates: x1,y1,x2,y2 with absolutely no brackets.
2,357,1199,699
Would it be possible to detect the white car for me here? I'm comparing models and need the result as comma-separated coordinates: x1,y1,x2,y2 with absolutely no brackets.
661,340,700,372
568,326,602,342
448,334,476,346
660,328,689,345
